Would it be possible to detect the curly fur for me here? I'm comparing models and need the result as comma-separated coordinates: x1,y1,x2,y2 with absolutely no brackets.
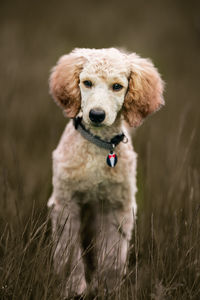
123,53,164,127
48,48,164,298
50,55,86,117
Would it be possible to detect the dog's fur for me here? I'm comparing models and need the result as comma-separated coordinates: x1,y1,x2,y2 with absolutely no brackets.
48,48,164,298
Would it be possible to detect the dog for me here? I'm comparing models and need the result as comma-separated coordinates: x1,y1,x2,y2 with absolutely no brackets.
47,48,164,298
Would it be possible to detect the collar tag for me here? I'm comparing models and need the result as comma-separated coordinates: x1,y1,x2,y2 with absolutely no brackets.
107,150,118,168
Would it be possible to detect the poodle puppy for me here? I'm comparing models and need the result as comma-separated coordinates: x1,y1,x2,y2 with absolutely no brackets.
48,48,164,298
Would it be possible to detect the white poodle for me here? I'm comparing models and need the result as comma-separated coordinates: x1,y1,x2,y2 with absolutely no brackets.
48,48,164,298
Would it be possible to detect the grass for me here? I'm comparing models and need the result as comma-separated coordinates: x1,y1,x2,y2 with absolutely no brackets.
0,0,200,298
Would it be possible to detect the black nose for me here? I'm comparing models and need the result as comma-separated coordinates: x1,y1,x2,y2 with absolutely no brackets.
89,109,105,124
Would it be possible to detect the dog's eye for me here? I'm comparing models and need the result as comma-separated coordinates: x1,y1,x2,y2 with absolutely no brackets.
83,80,92,88
112,83,123,91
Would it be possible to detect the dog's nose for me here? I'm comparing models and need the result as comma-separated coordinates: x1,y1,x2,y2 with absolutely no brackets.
89,108,105,124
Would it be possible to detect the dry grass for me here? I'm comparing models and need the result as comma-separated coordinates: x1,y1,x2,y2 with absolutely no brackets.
0,0,200,299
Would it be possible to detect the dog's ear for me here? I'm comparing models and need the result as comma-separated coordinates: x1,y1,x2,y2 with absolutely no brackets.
123,53,165,127
49,53,86,118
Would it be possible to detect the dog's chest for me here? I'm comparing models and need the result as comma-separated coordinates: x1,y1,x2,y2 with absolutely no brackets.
54,143,127,191
55,146,122,185
53,122,135,192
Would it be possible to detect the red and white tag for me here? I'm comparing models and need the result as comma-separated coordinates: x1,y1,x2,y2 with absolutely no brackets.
106,151,118,167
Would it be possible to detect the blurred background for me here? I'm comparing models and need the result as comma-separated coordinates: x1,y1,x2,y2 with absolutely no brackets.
0,0,200,299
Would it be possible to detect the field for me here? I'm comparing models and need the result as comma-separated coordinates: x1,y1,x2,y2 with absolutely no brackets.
0,0,200,299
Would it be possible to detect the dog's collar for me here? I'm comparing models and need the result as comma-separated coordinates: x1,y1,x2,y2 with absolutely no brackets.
73,117,126,151
73,117,127,167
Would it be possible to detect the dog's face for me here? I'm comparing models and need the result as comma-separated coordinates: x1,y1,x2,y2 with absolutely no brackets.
49,48,164,127
79,59,129,126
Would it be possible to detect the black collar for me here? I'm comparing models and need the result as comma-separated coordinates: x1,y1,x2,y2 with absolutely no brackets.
73,117,126,151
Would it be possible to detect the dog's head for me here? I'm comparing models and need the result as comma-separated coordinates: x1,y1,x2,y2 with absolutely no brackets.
49,48,164,127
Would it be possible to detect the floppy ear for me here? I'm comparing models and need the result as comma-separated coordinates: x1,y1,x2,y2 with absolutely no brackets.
49,53,86,118
123,53,165,127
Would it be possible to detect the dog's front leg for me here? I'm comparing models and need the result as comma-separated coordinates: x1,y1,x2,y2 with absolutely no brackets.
80,203,134,296
49,198,86,298
96,208,134,294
